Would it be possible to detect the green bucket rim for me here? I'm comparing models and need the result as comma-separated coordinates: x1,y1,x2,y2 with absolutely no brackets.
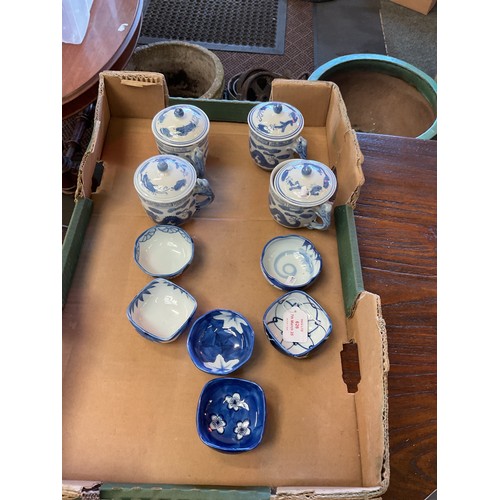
308,53,437,140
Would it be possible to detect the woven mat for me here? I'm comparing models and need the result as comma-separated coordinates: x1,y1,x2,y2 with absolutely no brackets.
139,0,287,54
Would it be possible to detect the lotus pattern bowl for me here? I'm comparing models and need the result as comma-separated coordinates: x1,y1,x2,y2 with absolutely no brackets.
261,235,322,290
187,309,254,375
263,290,332,358
196,377,266,453
134,225,194,278
127,278,197,343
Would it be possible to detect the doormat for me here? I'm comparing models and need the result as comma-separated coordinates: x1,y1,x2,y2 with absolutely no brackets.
139,0,287,55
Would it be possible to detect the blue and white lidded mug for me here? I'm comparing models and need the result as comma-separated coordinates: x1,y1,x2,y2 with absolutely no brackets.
269,159,337,231
152,104,210,178
133,154,214,226
248,101,307,171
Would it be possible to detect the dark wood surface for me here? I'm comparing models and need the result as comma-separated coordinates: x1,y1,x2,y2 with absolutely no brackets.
62,0,143,119
355,133,437,499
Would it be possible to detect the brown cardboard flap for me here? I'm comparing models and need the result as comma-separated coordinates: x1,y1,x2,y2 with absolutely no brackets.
348,292,389,489
76,71,169,199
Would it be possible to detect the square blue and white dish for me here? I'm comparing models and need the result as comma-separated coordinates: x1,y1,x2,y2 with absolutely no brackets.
196,377,266,453
187,309,254,375
127,278,197,343
260,234,322,290
262,290,332,358
134,225,194,278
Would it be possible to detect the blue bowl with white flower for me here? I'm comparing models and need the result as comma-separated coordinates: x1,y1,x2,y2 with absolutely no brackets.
196,377,266,453
187,309,254,375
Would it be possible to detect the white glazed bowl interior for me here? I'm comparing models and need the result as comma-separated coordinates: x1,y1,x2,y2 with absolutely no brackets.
127,278,197,342
134,226,194,278
261,235,322,289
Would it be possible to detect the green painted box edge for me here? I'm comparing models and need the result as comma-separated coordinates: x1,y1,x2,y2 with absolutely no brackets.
100,483,271,500
62,197,93,307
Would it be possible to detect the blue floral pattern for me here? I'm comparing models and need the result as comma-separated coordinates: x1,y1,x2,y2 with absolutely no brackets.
187,309,254,375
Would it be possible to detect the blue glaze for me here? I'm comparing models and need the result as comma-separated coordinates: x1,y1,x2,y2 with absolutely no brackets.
187,309,254,375
196,377,266,452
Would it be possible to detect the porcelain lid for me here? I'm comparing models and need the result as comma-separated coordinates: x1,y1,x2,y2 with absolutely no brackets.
152,104,210,146
247,101,304,140
273,159,337,207
134,155,197,203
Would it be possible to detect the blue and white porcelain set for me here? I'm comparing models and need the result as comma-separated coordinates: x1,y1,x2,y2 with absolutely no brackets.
126,100,341,452
152,104,210,178
248,101,307,171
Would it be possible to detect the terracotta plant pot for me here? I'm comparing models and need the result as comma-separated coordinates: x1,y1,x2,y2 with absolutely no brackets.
308,54,437,140
126,41,225,99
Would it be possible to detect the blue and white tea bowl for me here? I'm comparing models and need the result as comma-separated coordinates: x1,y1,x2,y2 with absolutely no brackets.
134,225,194,278
247,101,307,171
127,278,197,343
263,290,332,358
261,235,322,290
196,377,266,452
187,309,254,375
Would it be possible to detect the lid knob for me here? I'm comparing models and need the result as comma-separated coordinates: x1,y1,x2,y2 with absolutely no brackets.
301,165,312,176
273,103,282,114
157,159,169,172
174,108,184,118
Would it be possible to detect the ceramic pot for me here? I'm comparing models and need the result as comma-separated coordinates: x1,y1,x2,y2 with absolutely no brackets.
269,159,337,230
247,101,307,171
133,154,214,226
152,104,210,177
308,53,437,140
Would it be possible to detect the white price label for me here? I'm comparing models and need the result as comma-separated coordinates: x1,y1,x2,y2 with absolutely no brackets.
282,307,308,343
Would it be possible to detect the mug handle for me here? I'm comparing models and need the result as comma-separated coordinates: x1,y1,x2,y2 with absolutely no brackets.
188,147,206,178
308,202,332,230
289,136,308,159
193,178,214,211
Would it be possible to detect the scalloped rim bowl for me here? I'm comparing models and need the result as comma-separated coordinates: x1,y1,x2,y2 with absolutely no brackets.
260,235,322,290
187,309,254,375
134,225,194,278
196,377,266,453
263,290,332,358
127,278,197,343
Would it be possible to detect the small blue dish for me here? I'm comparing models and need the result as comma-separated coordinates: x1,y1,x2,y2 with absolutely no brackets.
187,309,254,375
263,290,332,358
196,377,266,453
260,235,322,290
134,225,194,278
127,278,197,343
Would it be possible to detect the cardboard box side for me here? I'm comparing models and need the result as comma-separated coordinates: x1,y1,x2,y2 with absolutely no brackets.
271,79,364,207
76,73,110,199
98,70,169,118
348,292,390,491
390,0,436,14
326,88,365,207
76,71,168,199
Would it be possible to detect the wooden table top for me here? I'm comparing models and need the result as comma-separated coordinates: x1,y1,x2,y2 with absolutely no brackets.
62,0,143,119
355,133,437,499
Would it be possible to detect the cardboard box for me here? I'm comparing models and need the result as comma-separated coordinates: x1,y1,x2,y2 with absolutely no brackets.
390,0,436,15
62,71,389,499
